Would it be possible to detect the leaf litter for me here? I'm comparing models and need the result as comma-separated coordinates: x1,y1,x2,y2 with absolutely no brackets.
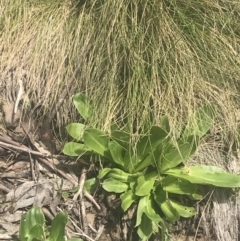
0,118,239,240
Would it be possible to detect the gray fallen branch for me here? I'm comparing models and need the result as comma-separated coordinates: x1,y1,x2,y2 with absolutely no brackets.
0,140,50,157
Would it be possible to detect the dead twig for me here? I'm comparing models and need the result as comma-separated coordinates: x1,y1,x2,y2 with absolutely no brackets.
29,151,37,181
0,183,11,193
83,191,101,211
14,79,24,114
0,140,50,158
73,168,87,201
95,225,105,241
0,135,26,147
37,157,77,185
73,168,88,235
81,201,88,236
59,207,96,241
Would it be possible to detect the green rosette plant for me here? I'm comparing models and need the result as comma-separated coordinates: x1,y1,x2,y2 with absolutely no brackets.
63,93,240,241
19,206,83,241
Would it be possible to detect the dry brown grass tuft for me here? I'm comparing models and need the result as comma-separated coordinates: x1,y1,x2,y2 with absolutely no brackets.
0,1,239,143
1,1,240,141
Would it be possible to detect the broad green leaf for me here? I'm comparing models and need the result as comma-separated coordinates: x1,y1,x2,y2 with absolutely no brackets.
27,225,45,241
106,168,140,183
169,199,196,218
63,142,90,156
160,115,171,133
135,171,158,196
134,155,153,172
154,185,167,204
152,221,159,233
135,144,162,172
106,168,131,182
108,141,125,166
48,212,68,241
160,135,198,172
135,196,147,227
67,238,83,241
20,206,45,241
123,148,140,173
136,126,168,160
62,192,69,199
154,187,180,223
67,239,84,241
144,196,162,222
120,190,138,211
66,123,85,140
84,128,111,159
164,165,240,187
183,104,216,138
98,168,111,179
158,218,168,241
137,213,154,241
162,176,197,195
160,201,180,223
67,239,83,241
69,186,80,193
102,177,129,193
73,93,92,121
110,125,130,149
190,190,203,200
84,178,98,193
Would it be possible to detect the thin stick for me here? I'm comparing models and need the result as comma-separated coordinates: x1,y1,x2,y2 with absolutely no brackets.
73,168,87,201
83,191,101,211
65,214,96,241
81,201,88,235
14,79,24,114
95,225,105,241
29,150,36,181
0,135,26,147
0,140,50,157
73,168,88,235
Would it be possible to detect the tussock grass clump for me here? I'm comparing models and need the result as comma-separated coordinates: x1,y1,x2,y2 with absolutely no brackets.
0,0,240,146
